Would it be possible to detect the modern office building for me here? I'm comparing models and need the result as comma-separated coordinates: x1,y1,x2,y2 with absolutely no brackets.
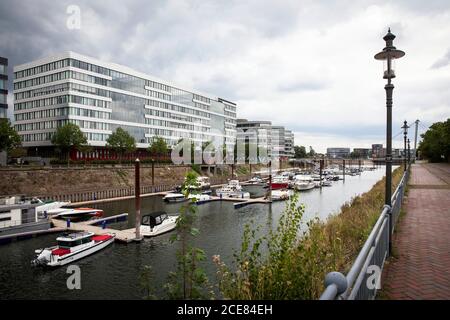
353,148,370,159
0,57,8,166
13,52,237,160
0,57,7,118
284,130,295,158
271,126,287,160
236,119,272,160
327,147,351,159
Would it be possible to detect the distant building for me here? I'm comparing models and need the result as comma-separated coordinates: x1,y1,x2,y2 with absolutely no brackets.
0,57,8,166
327,147,350,159
353,148,370,159
284,130,295,158
0,57,7,118
236,119,272,161
371,144,383,158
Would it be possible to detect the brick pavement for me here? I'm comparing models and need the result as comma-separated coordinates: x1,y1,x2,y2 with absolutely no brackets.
381,163,450,300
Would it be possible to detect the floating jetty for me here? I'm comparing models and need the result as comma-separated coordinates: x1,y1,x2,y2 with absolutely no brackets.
51,213,136,243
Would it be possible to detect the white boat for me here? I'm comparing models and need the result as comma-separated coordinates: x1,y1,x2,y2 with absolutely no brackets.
248,176,264,184
188,193,211,203
293,176,316,191
163,193,187,203
31,232,115,267
32,198,71,217
46,207,104,220
270,189,290,201
216,180,249,198
139,212,178,237
197,176,211,190
321,180,332,187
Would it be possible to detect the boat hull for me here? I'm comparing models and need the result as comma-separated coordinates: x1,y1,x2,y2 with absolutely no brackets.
271,183,289,190
47,236,115,267
139,216,178,237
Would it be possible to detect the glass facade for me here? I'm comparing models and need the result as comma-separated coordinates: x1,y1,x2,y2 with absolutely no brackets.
0,57,8,119
13,52,236,147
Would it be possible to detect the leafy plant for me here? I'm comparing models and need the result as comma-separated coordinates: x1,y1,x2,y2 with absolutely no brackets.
51,123,87,166
106,127,136,164
0,119,21,153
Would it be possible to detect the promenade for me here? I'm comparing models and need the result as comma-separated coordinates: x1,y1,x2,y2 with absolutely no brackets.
382,163,450,299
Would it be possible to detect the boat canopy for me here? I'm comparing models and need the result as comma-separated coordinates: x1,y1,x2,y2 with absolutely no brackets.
141,211,169,228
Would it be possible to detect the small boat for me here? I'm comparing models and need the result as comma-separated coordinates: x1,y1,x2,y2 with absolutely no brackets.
216,180,250,198
46,207,103,220
271,176,289,190
248,176,264,184
270,189,290,201
188,193,211,203
197,176,211,190
293,176,316,191
321,180,332,187
163,193,187,203
32,198,71,217
31,232,115,267
139,211,178,237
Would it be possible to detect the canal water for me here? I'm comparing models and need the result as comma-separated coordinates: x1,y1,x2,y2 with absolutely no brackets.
0,168,387,299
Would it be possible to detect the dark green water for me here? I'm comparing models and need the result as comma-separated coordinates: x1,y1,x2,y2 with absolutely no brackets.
0,168,387,299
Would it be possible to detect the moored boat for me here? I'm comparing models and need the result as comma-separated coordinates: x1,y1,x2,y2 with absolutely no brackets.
46,207,103,220
31,231,115,267
271,176,289,190
138,211,178,237
270,189,290,201
163,193,187,203
293,176,316,191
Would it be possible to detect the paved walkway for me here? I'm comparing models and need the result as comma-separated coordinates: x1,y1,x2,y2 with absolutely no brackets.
381,163,450,299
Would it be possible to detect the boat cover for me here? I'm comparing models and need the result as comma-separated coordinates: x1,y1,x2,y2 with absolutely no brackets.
92,234,113,242
52,248,70,256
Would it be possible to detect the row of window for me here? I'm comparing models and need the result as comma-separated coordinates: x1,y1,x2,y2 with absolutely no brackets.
146,89,171,101
146,99,210,119
148,128,207,141
193,102,209,111
146,107,209,125
146,80,170,93
14,71,70,90
20,131,109,142
69,119,111,131
15,107,111,121
225,110,237,118
193,94,210,104
14,59,70,79
145,118,209,133
14,94,110,111
15,83,69,100
15,119,69,132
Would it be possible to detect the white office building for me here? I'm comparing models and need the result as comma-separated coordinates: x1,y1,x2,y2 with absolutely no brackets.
13,52,236,159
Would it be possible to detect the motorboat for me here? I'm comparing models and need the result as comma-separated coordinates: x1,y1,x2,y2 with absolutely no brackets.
270,189,290,201
188,193,211,204
248,176,264,184
197,176,211,190
216,180,250,199
46,207,103,220
32,198,71,217
271,176,289,190
31,231,115,267
163,193,187,203
293,176,316,191
321,179,332,187
138,211,178,237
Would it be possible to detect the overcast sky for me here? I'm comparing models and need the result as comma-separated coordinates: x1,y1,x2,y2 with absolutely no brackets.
1,0,449,152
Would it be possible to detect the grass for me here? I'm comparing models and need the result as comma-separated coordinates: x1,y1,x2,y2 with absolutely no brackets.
215,167,404,300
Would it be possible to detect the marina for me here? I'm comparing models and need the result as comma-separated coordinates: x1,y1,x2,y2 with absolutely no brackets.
0,167,388,299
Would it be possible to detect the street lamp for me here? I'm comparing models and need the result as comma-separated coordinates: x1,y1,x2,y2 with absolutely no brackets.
374,28,405,209
401,120,409,171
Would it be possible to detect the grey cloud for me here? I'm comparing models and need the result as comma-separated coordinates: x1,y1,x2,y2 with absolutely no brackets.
278,80,327,92
431,49,450,69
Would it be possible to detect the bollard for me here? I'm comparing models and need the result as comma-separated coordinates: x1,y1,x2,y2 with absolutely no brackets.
102,220,107,230
67,218,71,228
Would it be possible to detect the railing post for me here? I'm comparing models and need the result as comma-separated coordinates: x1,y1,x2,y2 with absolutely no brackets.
320,272,348,300
384,204,392,257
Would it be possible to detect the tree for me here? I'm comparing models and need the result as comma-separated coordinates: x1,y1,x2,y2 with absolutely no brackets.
51,123,87,166
418,118,450,162
308,146,316,158
0,119,21,153
106,127,136,163
294,145,307,159
148,136,169,162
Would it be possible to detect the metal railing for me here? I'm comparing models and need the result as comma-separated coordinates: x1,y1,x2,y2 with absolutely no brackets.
320,167,410,300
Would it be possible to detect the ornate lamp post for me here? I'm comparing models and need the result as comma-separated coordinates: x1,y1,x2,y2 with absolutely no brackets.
374,28,405,208
401,120,409,171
